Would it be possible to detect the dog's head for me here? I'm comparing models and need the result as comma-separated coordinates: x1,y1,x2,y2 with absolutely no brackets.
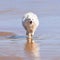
23,12,39,26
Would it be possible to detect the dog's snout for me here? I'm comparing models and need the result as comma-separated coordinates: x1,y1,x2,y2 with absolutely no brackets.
30,21,32,24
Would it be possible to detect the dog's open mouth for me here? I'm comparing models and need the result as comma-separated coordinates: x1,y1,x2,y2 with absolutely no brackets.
30,21,32,24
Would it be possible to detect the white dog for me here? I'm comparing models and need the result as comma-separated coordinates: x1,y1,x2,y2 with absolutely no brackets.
22,12,39,39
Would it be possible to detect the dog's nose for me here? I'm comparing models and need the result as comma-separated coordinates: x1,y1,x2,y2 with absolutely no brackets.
30,21,32,24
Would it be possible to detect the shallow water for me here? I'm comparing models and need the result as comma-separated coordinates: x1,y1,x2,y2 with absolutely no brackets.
0,32,60,60
0,0,60,60
0,33,40,60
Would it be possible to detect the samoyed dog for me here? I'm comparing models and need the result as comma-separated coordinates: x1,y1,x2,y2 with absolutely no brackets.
22,12,39,39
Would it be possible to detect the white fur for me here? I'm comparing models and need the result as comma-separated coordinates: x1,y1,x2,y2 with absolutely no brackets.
22,12,39,38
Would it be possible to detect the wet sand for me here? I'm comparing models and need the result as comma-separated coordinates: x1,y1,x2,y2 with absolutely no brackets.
0,32,40,60
0,32,22,60
0,32,60,60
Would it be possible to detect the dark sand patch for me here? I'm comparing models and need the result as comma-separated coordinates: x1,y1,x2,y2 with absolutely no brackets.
0,56,23,60
0,32,16,39
0,32,16,36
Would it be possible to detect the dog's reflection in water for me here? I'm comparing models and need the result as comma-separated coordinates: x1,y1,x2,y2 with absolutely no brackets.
24,38,40,60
